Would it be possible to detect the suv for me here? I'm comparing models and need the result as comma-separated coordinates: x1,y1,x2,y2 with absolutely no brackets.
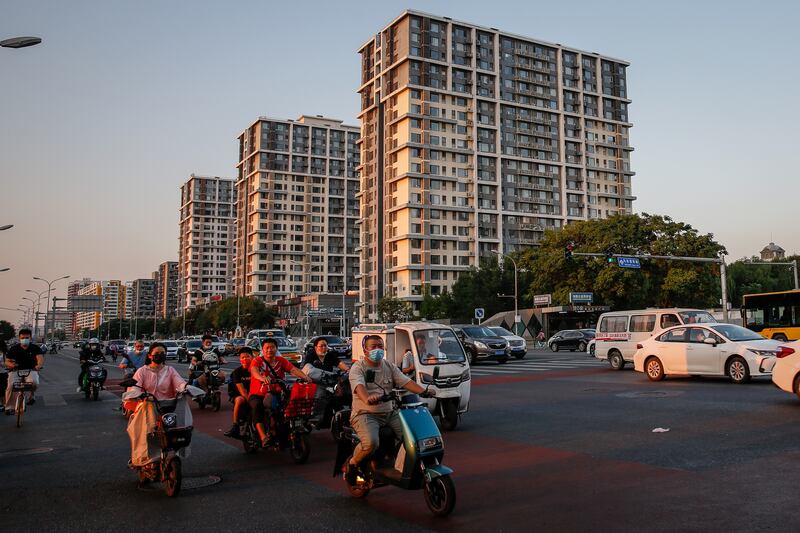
451,325,509,365
177,338,203,363
303,335,351,360
548,329,595,352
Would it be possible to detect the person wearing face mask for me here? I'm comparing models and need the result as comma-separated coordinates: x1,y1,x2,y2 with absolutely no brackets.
127,343,188,467
119,340,148,377
4,328,44,413
345,335,431,484
77,338,106,393
188,334,227,393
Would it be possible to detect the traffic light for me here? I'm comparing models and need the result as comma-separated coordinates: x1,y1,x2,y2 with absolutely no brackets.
564,241,574,260
605,250,615,263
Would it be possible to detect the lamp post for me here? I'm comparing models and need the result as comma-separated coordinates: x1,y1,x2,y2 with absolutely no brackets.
493,250,519,335
25,290,47,340
33,275,70,345
22,296,41,339
0,268,9,272
0,224,14,231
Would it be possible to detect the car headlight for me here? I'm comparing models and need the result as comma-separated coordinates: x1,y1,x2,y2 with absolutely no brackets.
417,436,443,452
474,341,488,349
748,348,777,357
460,369,471,382
420,372,434,384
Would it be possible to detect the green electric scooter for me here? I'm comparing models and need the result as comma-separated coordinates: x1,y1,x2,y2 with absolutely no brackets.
332,367,456,517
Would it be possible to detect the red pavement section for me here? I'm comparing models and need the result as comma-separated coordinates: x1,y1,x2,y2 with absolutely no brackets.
179,381,690,531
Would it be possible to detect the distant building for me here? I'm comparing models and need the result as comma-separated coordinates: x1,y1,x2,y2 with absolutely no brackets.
68,278,94,335
234,115,360,303
132,278,156,319
760,242,786,261
178,174,236,314
154,261,179,319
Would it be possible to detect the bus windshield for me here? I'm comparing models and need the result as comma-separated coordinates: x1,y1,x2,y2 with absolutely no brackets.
742,291,800,332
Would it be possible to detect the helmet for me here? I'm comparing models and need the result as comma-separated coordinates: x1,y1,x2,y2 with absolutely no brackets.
89,338,100,344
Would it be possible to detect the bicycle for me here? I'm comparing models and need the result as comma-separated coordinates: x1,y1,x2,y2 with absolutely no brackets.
10,369,38,428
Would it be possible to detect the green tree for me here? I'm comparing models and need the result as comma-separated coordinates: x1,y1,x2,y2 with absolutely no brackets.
519,213,726,310
0,320,15,341
419,286,453,320
727,255,798,307
377,296,413,322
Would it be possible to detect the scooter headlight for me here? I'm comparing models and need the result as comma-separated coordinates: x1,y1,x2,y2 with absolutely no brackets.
161,413,177,428
418,436,443,452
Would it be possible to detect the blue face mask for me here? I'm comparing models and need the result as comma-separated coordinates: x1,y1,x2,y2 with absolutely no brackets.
20,338,31,347
367,348,384,363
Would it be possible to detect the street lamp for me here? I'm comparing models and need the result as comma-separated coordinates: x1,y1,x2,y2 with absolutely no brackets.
0,268,9,272
25,289,47,339
1,36,42,49
22,296,40,338
33,275,70,344
493,250,519,335
341,290,359,338
0,224,12,231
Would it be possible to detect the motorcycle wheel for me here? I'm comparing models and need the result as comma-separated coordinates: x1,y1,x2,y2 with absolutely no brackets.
91,384,99,401
163,456,182,497
83,384,90,400
290,432,311,464
15,394,25,428
440,400,459,431
242,432,258,454
424,474,457,517
212,393,221,412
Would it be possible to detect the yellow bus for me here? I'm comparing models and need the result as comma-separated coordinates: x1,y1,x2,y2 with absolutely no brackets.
741,289,800,341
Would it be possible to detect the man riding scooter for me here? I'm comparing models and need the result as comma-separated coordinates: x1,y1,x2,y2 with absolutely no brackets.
78,338,106,393
188,334,227,394
344,335,434,484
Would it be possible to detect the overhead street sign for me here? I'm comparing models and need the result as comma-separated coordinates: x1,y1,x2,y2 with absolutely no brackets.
534,294,552,306
617,257,641,269
67,295,103,312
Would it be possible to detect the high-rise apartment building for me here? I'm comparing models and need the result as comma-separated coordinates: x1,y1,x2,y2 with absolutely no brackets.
68,278,94,335
357,11,634,319
131,278,156,319
154,261,179,319
74,280,124,332
178,174,236,313
234,115,360,302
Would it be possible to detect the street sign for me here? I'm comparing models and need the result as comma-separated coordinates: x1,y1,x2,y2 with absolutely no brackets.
534,294,552,306
67,295,103,312
474,308,485,320
569,292,594,304
617,257,641,269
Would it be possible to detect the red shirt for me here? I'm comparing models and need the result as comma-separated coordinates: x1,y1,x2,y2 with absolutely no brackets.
249,355,294,396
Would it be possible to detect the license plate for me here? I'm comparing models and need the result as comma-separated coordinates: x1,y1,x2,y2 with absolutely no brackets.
495,350,505,356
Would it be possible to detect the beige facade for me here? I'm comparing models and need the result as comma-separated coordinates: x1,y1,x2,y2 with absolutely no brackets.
234,115,360,302
75,282,102,331
357,10,635,320
178,175,236,313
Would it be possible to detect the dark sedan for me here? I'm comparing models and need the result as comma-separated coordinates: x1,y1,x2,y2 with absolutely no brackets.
548,329,595,352
303,335,352,360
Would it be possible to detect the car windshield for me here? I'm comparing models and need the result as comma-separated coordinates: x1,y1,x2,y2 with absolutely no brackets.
489,327,514,336
415,329,467,365
186,340,202,349
275,337,296,348
679,311,715,324
462,326,495,337
162,341,178,347
322,336,344,345
710,324,766,342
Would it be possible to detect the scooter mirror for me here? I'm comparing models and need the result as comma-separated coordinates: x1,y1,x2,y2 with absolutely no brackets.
365,369,375,383
432,366,440,380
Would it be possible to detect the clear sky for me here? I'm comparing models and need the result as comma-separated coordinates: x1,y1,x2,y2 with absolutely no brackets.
2,0,798,326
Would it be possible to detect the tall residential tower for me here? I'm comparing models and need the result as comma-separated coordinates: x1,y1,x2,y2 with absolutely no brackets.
178,174,236,313
234,115,360,302
357,10,634,319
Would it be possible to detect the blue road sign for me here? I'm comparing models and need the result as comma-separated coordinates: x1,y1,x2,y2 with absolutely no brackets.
617,257,641,269
569,292,594,304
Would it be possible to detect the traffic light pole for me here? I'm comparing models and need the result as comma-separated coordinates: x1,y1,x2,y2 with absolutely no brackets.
571,252,729,322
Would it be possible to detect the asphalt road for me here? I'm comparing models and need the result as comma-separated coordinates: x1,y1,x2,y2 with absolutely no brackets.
3,347,800,532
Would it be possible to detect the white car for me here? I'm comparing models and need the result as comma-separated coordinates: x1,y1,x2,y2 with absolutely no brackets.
160,340,180,360
487,326,527,359
771,341,800,396
633,323,779,384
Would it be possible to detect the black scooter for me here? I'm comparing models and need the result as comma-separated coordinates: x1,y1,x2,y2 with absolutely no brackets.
332,367,456,517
